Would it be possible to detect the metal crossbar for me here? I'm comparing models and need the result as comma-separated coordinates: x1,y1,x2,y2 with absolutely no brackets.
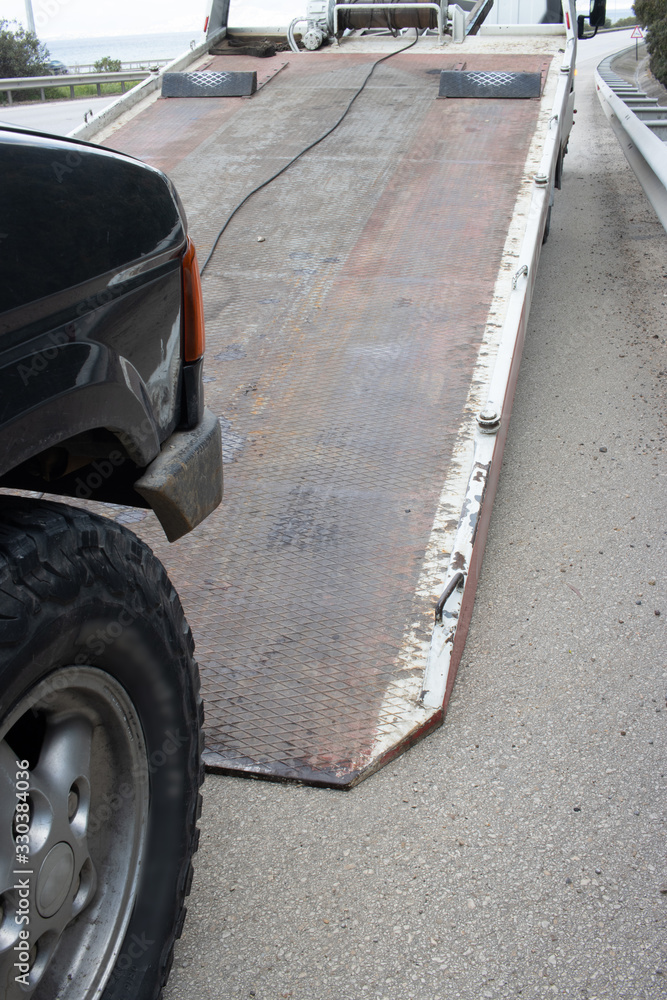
332,2,445,42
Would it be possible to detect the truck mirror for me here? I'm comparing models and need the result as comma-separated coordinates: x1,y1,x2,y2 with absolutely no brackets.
589,0,606,27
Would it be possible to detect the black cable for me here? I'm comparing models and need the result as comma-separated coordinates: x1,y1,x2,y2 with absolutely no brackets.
199,29,419,277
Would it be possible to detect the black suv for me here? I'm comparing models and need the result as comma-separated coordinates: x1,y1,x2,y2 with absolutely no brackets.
0,126,223,999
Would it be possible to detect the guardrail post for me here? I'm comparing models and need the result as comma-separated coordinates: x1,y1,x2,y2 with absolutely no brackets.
70,84,74,98
40,87,45,100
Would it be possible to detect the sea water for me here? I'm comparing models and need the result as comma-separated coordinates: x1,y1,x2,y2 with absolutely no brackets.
45,32,205,68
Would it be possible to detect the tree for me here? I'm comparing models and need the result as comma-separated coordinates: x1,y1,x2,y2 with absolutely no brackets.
0,19,49,78
634,0,667,86
94,56,122,72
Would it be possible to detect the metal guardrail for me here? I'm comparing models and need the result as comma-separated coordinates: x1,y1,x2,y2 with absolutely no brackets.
0,71,151,105
65,59,173,74
598,24,641,32
596,49,667,230
68,28,227,141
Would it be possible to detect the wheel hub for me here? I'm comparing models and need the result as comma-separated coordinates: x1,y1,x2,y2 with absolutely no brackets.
1,666,150,999
36,842,75,918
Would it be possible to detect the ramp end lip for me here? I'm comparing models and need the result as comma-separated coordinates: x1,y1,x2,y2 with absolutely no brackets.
203,708,444,788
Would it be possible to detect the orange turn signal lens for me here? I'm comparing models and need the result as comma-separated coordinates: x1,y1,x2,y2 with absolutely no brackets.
182,236,205,362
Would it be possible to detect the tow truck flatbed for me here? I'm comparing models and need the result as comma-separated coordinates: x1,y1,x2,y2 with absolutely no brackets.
101,24,575,786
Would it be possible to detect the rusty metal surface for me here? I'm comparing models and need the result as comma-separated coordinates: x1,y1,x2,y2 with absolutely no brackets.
108,52,547,786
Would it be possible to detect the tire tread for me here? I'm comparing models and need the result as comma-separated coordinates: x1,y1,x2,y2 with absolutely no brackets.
0,497,204,1000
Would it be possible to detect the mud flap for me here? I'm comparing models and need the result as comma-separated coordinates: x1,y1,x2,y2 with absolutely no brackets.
135,407,223,542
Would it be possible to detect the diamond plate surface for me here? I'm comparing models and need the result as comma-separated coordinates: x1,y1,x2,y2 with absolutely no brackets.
108,52,549,786
183,71,233,87
162,70,257,98
439,68,542,99
469,71,516,86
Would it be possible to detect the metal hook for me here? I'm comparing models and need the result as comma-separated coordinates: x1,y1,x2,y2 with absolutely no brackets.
434,571,464,622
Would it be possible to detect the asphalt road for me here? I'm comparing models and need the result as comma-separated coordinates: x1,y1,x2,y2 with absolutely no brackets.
164,29,666,1000
0,96,115,135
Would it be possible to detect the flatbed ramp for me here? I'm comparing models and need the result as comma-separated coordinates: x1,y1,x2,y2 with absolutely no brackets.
106,39,569,786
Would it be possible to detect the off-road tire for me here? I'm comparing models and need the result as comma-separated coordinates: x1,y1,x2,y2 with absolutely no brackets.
0,498,203,1000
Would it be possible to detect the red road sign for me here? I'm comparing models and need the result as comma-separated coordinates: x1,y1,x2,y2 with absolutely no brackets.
631,25,644,38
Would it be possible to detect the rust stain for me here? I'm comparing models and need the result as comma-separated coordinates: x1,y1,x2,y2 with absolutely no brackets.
110,51,548,785
450,551,467,572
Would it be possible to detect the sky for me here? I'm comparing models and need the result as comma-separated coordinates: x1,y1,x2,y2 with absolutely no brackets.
0,0,302,36
0,0,634,37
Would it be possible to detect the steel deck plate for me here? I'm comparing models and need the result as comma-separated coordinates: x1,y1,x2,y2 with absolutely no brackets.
108,51,549,786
